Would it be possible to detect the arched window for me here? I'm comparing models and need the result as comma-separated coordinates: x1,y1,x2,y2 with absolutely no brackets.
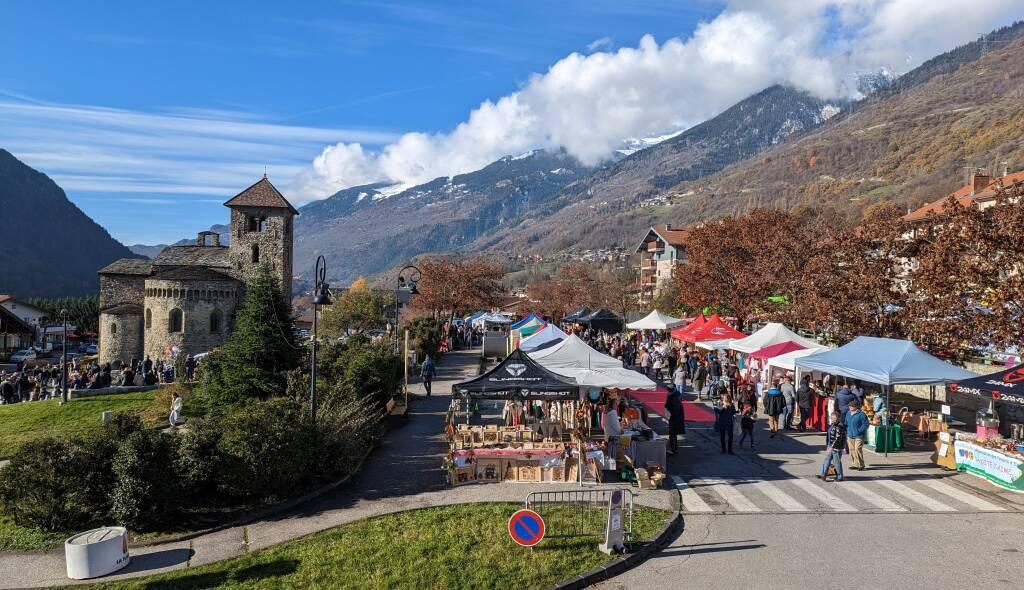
168,308,183,333
111,323,117,336
145,309,152,330
210,309,222,334
251,244,260,263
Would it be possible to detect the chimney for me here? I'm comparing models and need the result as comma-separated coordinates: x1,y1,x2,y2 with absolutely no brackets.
196,232,205,246
212,233,221,247
665,224,673,231
971,171,991,195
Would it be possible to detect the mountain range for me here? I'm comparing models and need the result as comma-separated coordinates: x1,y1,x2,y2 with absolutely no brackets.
0,149,140,298
8,20,1024,297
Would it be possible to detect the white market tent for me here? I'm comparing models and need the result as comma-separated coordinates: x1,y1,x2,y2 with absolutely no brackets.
472,312,512,328
518,323,568,352
528,335,656,389
794,336,978,386
695,339,734,351
730,322,826,354
626,310,686,330
766,347,827,372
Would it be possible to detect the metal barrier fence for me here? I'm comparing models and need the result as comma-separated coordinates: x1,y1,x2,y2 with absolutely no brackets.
525,489,635,540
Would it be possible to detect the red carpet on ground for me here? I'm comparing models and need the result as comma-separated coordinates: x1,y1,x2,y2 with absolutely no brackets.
630,387,717,423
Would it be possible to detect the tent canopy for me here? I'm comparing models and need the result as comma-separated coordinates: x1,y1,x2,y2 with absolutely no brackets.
528,335,655,389
795,336,978,386
472,312,512,327
452,348,578,400
682,315,746,344
626,310,686,330
518,323,568,352
561,306,591,323
518,321,544,336
671,314,705,340
730,322,824,354
511,313,544,330
748,340,807,361
577,308,622,333
948,364,1024,406
766,348,826,373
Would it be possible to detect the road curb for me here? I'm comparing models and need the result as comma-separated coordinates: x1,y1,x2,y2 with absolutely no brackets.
547,511,683,590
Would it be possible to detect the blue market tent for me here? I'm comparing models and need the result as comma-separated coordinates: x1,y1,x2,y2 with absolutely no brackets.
795,336,977,386
511,312,544,330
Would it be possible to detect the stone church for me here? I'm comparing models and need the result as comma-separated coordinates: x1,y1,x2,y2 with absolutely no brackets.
98,176,297,365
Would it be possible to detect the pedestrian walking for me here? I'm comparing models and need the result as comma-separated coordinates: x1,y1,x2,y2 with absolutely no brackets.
664,387,686,455
818,410,846,481
672,364,686,395
763,381,785,438
693,362,707,399
780,376,796,430
845,401,869,470
796,375,814,432
741,382,758,416
420,354,436,397
739,405,755,449
715,393,736,454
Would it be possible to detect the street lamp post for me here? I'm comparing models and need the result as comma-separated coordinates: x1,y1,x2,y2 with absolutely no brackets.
393,265,421,352
310,256,332,426
60,308,68,404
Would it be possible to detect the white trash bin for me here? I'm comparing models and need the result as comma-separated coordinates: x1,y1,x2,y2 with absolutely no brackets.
65,526,130,580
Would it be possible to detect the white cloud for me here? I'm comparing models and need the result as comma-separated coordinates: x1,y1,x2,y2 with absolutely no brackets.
586,37,613,52
0,95,400,206
300,0,1024,198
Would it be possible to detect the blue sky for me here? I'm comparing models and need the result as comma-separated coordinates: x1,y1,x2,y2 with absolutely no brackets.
3,1,1022,246
0,0,719,244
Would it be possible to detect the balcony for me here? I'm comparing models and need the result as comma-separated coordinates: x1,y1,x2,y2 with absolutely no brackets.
647,241,664,253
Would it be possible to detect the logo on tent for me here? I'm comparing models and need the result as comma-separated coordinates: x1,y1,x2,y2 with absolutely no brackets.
1004,367,1024,383
506,363,527,377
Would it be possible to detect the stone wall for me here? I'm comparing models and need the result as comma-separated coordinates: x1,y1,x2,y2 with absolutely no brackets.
99,274,144,310
99,311,144,365
143,278,239,361
228,206,294,300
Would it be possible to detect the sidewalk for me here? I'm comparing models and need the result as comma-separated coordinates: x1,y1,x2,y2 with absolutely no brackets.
0,348,674,589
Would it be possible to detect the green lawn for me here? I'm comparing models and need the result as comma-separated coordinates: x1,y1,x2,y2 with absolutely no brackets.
0,514,66,552
83,503,671,590
0,388,176,458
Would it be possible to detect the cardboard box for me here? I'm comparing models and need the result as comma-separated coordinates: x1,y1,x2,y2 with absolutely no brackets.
451,466,475,486
517,461,541,482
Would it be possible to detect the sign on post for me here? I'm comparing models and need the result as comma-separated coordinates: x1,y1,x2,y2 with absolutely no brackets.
599,490,625,555
508,509,546,547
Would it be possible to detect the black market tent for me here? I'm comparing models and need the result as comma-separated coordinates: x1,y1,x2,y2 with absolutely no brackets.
577,308,623,333
451,348,579,400
948,364,1024,406
561,306,591,323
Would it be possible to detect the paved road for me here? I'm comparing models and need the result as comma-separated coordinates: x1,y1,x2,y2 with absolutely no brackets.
597,393,1024,589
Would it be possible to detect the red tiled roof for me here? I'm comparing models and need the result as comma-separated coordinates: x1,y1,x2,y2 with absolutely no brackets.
903,171,1024,221
653,225,690,246
224,177,299,215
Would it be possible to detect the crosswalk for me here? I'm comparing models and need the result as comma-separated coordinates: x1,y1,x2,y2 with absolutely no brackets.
672,475,1010,514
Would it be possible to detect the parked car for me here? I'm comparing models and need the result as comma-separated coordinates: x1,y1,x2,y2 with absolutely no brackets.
10,349,37,363
32,342,54,353
84,344,98,355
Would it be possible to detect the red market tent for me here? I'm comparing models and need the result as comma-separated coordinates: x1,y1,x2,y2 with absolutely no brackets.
682,314,745,344
671,314,705,341
748,340,807,361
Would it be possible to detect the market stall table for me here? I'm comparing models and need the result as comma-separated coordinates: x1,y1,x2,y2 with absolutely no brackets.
808,395,830,432
953,433,1024,492
866,423,904,453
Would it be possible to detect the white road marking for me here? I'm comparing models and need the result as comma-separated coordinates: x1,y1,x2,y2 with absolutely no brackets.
917,479,1005,511
700,477,761,512
843,482,907,511
791,479,856,511
877,480,955,512
672,476,713,512
752,480,807,512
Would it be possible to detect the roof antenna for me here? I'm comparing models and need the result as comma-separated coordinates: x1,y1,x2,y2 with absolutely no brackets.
263,165,268,179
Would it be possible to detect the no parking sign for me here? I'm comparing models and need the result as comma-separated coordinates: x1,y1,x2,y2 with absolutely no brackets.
507,509,545,547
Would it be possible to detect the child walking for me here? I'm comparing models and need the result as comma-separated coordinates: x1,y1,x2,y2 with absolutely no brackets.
818,411,847,482
739,405,756,449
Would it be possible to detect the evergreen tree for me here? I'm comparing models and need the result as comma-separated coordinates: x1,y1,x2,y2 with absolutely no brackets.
199,264,300,410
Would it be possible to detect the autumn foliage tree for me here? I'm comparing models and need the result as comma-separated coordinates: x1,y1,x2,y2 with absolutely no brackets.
672,209,815,327
319,277,392,338
411,258,503,320
526,264,598,321
793,203,915,341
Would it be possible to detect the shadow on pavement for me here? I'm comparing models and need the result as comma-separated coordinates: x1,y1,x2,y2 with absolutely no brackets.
656,543,767,557
117,547,193,576
136,558,299,590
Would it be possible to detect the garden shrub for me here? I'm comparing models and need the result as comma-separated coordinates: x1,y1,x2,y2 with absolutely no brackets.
174,417,222,501
215,398,314,501
316,397,384,479
110,430,180,531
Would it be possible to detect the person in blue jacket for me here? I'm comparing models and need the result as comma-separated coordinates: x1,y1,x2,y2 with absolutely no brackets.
844,401,869,470
835,384,858,423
